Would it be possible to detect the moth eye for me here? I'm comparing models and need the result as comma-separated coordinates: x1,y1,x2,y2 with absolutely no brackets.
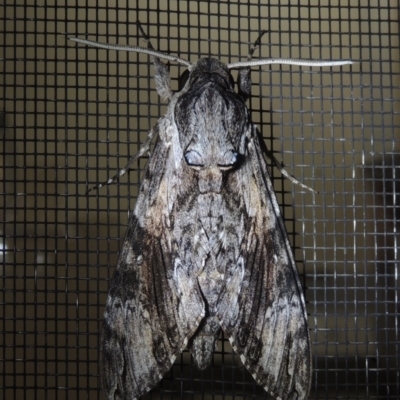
184,150,204,169
217,151,238,171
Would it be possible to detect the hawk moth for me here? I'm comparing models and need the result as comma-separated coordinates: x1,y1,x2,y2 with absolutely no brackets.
71,26,352,400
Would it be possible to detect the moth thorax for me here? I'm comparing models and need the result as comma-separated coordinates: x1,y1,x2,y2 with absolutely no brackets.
198,167,223,193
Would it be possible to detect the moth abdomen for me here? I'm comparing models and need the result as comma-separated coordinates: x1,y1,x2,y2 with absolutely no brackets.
188,316,221,370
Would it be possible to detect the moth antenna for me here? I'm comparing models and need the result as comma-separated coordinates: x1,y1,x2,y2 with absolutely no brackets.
237,31,353,68
228,58,353,69
86,127,156,194
69,37,192,67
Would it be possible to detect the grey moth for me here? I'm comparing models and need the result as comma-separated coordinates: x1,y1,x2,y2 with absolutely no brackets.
71,25,352,400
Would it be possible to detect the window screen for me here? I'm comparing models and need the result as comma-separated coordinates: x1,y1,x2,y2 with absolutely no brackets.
1,1,399,399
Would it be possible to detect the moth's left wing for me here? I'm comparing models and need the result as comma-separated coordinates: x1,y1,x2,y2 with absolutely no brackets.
100,127,205,399
217,128,312,400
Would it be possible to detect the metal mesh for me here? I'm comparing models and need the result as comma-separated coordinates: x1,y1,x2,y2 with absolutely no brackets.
1,1,399,399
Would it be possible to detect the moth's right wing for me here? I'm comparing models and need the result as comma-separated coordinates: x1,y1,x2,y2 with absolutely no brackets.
217,128,312,400
100,124,205,400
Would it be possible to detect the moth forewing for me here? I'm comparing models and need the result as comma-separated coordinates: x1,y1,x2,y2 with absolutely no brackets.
70,27,353,400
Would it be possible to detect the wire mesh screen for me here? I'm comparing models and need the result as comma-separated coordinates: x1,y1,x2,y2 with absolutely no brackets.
1,1,399,399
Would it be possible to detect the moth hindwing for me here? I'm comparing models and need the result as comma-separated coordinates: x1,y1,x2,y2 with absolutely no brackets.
70,27,351,400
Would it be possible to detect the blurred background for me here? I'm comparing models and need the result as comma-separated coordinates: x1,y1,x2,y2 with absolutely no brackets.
1,1,399,399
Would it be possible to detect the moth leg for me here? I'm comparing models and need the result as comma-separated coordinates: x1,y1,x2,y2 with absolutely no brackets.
247,30,268,61
137,21,173,100
255,128,318,193
237,30,267,100
86,126,156,194
87,22,174,194
236,68,252,100
243,32,317,193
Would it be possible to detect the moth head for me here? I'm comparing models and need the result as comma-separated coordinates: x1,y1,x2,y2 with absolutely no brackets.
173,59,250,174
178,58,235,94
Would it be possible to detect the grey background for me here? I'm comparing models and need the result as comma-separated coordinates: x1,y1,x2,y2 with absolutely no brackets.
1,1,399,399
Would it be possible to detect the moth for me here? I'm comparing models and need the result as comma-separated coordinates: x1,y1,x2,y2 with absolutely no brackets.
71,25,352,400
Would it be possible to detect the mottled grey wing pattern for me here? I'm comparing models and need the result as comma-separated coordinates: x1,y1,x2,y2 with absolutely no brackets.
217,128,312,400
100,57,311,400
100,123,205,400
